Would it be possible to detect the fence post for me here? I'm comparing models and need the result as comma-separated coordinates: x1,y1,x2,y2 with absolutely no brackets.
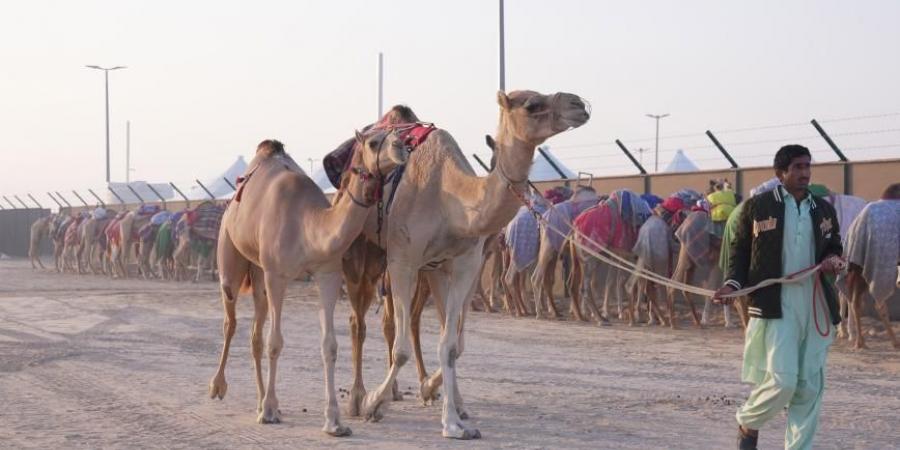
170,182,190,208
810,119,851,195
195,179,216,200
537,146,568,179
47,192,63,209
14,195,30,209
471,154,491,172
126,185,145,204
705,130,742,195
146,184,167,209
0,202,4,210
107,186,127,208
54,192,72,208
87,189,106,208
3,196,17,209
27,194,43,209
615,139,650,194
222,177,237,191
71,191,90,207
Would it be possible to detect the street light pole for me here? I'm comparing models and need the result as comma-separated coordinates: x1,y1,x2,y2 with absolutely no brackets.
645,113,669,172
86,65,127,183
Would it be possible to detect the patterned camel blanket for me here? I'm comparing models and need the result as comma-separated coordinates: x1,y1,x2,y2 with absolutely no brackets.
542,198,598,252
505,203,547,272
836,200,900,301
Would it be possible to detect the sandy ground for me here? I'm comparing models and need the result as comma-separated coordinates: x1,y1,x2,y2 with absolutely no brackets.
0,259,898,449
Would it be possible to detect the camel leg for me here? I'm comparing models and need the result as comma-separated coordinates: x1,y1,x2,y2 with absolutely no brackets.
682,264,703,327
585,260,608,324
208,232,250,402
437,248,481,439
315,270,352,436
362,262,418,423
837,290,850,340
248,265,268,414
850,273,867,350
412,274,431,393
530,239,555,320
502,262,524,317
874,295,900,350
345,271,373,417
378,273,403,403
420,270,447,406
568,251,587,321
257,270,287,424
543,253,562,318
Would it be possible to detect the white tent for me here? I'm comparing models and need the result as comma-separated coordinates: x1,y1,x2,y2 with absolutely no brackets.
663,149,699,173
529,146,576,181
185,156,248,200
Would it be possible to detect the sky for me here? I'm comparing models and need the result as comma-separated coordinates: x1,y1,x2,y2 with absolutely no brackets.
2,0,899,203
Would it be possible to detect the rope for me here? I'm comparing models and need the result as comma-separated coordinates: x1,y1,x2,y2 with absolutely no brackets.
509,186,822,300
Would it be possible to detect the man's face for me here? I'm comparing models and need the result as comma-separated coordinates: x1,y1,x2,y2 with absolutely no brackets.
777,155,811,192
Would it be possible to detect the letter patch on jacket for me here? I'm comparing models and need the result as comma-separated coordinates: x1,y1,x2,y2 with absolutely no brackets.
820,217,833,235
753,217,777,237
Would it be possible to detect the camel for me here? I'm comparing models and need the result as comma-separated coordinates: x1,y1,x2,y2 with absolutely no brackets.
207,136,406,436
79,211,111,274
112,206,158,278
502,199,547,317
530,187,599,320
836,189,900,350
626,212,677,326
29,214,53,269
62,213,86,273
49,214,71,272
473,232,505,313
104,211,129,278
569,189,651,324
155,212,183,280
354,90,588,439
666,210,728,328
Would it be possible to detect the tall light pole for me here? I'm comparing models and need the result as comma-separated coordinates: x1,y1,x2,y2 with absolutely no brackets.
86,65,127,183
498,0,506,92
377,52,384,120
645,113,669,172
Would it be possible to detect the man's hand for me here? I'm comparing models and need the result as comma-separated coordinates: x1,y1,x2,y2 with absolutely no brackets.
819,255,845,275
712,285,736,305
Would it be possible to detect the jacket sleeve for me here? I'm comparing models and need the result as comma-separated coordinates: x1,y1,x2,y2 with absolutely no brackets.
823,202,843,260
725,198,753,290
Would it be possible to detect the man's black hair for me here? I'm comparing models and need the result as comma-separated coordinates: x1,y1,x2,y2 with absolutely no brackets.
773,145,811,172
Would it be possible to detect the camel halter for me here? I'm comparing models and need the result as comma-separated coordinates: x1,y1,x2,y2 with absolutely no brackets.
346,166,378,208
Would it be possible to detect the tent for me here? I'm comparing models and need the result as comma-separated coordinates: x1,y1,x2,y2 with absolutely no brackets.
663,149,699,173
529,146,576,181
185,156,248,200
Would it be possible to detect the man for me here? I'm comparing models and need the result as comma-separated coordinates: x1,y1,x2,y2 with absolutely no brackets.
713,145,843,450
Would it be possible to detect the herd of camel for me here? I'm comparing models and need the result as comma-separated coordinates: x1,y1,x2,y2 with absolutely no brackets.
23,90,899,440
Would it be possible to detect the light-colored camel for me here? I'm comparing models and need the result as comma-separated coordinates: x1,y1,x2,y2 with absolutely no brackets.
357,90,589,439
530,188,599,320
62,214,86,273
112,208,155,278
836,195,899,350
208,137,405,436
626,213,677,326
49,214,70,272
666,210,734,329
502,201,546,317
473,232,505,313
79,213,111,274
29,214,53,269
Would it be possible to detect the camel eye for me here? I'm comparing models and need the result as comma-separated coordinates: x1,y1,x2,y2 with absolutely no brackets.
525,102,544,113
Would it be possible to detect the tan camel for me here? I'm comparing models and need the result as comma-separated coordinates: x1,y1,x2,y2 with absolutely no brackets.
80,213,111,274
112,209,155,278
29,214,53,269
357,90,589,439
207,137,405,436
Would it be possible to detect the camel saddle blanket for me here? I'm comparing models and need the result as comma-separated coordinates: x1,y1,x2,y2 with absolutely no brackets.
505,203,547,272
573,202,637,253
542,198,598,252
191,202,225,241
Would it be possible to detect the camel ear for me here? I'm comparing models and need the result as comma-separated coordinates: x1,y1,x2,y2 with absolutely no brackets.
497,91,510,110
484,135,496,152
354,130,365,146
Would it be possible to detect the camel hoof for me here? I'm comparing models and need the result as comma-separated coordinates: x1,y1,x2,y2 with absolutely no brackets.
347,388,365,417
257,407,282,424
420,379,440,406
458,409,470,420
208,376,227,400
362,393,386,422
323,424,352,437
443,423,481,440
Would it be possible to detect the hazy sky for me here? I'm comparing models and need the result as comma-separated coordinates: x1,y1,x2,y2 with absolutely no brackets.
2,0,899,202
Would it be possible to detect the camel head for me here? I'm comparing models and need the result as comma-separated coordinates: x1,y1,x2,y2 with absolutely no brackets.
496,90,590,145
354,129,409,178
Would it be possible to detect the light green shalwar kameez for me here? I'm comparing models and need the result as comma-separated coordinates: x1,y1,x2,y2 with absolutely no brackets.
735,188,834,450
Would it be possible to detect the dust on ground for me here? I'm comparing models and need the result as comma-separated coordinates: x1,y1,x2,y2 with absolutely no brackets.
0,260,897,449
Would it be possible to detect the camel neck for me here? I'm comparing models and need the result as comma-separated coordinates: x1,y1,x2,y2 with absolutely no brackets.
305,176,372,259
